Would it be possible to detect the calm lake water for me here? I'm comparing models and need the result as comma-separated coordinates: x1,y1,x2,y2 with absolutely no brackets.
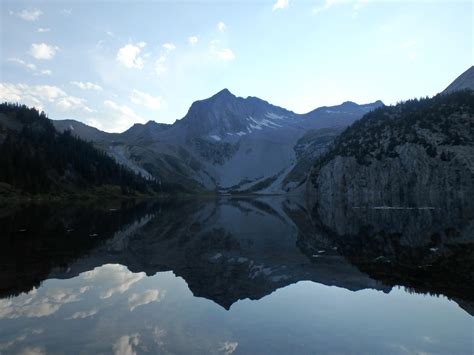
0,197,473,354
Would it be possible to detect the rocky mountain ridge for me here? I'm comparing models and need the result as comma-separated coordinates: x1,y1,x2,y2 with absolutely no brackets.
53,91,383,193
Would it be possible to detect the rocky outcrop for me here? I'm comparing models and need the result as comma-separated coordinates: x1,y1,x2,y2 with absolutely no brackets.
310,143,474,211
307,90,474,212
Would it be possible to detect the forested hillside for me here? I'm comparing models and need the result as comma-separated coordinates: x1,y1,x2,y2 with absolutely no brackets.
0,103,159,197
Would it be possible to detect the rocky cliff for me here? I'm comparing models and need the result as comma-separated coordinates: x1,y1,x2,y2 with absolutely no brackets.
307,90,474,211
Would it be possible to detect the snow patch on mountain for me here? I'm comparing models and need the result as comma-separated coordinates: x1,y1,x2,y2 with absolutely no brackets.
265,112,286,120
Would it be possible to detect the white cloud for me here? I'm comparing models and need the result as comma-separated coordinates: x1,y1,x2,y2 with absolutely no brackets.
60,9,72,15
218,342,238,355
16,8,43,21
30,43,59,60
0,83,93,113
103,100,146,133
37,28,50,33
273,0,289,11
83,264,146,298
152,328,166,347
57,96,94,113
128,290,162,311
8,58,52,76
129,89,163,110
71,81,103,91
117,43,146,69
86,117,104,130
0,286,83,319
312,0,333,14
352,0,371,13
312,0,371,15
218,21,226,32
188,36,198,46
0,334,28,352
8,58,37,71
67,308,98,319
154,55,167,75
163,42,176,52
210,40,235,62
113,334,140,355
0,298,60,319
216,48,235,61
152,42,177,76
17,346,46,355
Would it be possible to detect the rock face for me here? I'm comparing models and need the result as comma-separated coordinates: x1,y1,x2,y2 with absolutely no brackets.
307,90,474,212
443,66,474,93
311,143,474,210
52,90,383,193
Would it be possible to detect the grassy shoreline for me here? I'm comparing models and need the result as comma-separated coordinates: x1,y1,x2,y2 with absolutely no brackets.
0,182,293,206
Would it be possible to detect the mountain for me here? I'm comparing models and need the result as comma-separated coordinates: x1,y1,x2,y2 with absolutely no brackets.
119,120,171,143
0,103,158,198
443,66,474,93
171,88,297,139
307,89,474,211
302,100,385,129
52,90,383,193
52,119,116,142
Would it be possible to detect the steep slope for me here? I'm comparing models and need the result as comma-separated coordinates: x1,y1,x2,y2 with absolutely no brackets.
0,103,158,197
52,119,116,143
307,90,474,210
170,88,297,140
52,90,382,193
119,120,171,144
443,66,474,93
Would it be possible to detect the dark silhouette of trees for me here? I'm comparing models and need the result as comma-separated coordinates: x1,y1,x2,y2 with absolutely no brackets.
0,102,160,195
313,89,474,168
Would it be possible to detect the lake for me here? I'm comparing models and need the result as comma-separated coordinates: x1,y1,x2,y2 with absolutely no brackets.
0,197,472,354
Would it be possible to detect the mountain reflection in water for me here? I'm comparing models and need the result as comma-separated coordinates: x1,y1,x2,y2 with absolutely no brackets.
0,197,472,354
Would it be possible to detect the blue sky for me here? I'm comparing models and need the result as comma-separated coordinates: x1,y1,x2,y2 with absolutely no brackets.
1,0,472,132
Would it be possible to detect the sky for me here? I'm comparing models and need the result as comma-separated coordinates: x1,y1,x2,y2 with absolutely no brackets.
0,0,472,132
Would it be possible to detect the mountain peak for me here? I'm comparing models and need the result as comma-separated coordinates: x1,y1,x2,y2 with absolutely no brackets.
211,88,235,99
340,101,358,107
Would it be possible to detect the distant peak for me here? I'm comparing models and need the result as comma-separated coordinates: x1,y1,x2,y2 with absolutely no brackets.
339,101,359,109
212,88,234,99
144,120,159,126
